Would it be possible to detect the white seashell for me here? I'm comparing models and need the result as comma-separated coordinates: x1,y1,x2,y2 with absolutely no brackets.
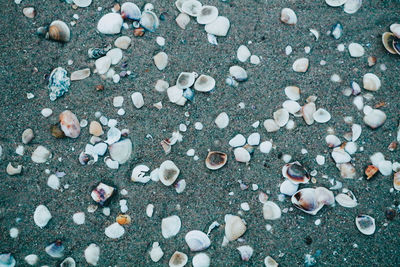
109,139,132,164
113,96,123,107
264,119,280,132
84,244,100,266
280,180,299,196
259,141,273,153
313,108,331,123
351,124,362,142
71,68,90,81
332,147,351,163
363,73,381,91
192,253,210,267
97,13,123,34
237,45,251,62
229,65,247,81
185,230,211,251
363,109,386,128
106,48,123,65
121,2,141,20
247,133,260,146
335,190,357,208
215,112,229,129
175,179,186,193
105,222,125,239
72,212,85,225
345,142,357,155
73,0,92,8
348,43,365,57
370,152,385,167
31,145,51,163
309,29,320,40
176,72,196,89
131,165,150,183
114,36,131,50
325,134,341,147
159,160,180,186
355,215,375,235
182,0,202,17
131,92,144,108
204,16,230,36
390,23,400,38
325,0,347,6
344,0,362,14
95,56,111,75
176,13,190,29
167,86,183,103
378,160,392,176
197,6,218,24
146,204,154,217
264,256,279,267
336,162,356,178
292,58,309,72
262,201,282,220
169,251,188,267
394,172,400,191
23,7,36,18
175,96,187,106
315,187,335,205
229,134,246,147
161,215,181,238
153,52,168,71
273,109,289,127
24,254,39,265
224,215,246,241
140,11,159,32
150,168,160,182
41,108,52,117
194,75,215,92
47,174,60,190
284,86,300,100
234,147,251,163
237,246,253,261
282,100,301,114
6,163,22,176
280,8,297,25
105,127,121,145
34,205,52,228
149,242,164,262
155,79,169,92
302,102,316,125
353,95,364,110
22,128,34,144
175,0,188,12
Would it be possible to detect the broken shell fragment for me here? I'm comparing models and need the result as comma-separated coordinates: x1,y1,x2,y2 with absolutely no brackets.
23,7,36,18
355,215,376,235
153,52,168,71
169,251,188,267
280,8,297,25
121,2,141,20
205,151,227,170
292,58,309,72
84,244,100,266
204,16,230,36
182,0,202,17
34,205,52,228
150,242,164,262
363,73,381,91
197,5,218,24
140,11,159,32
31,145,51,163
71,68,90,81
89,121,103,136
224,215,246,241
0,254,16,267
159,160,180,186
326,135,341,148
229,66,247,81
6,163,22,176
185,230,211,251
302,102,316,125
273,109,289,127
45,240,64,258
22,128,34,144
91,182,115,205
47,20,70,42
59,110,81,138
60,256,76,267
332,147,351,164
194,75,215,92
363,109,386,128
237,246,253,261
313,108,331,123
131,165,150,183
95,56,112,75
114,36,131,50
177,72,196,89
162,215,181,238
335,190,357,208
105,222,125,239
262,201,282,220
176,13,190,29
390,23,400,38
116,214,131,225
264,119,280,132
97,13,123,34
215,112,229,129
393,172,400,191
331,23,343,39
48,67,70,101
109,139,132,164
282,162,310,184
264,256,279,267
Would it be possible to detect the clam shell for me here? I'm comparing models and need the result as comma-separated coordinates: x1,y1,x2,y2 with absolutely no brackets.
325,0,347,7
325,134,341,147
363,73,381,91
121,2,141,20
105,222,125,239
154,52,168,71
205,16,230,36
149,242,164,262
363,109,386,129
280,8,297,25
34,204,52,228
291,188,323,215
48,20,70,42
114,36,131,49
109,139,132,164
280,179,299,196
355,215,376,235
60,257,76,267
234,147,251,163
237,45,251,62
159,160,180,186
292,58,309,72
344,0,362,14
273,108,289,127
262,201,282,220
169,251,188,267
192,253,210,267
182,0,202,17
381,32,397,54
162,215,181,238
348,42,365,57
45,240,64,258
84,244,100,266
393,172,400,191
237,246,253,261
185,230,211,251
197,5,218,24
176,12,190,29
224,215,246,241
282,100,301,114
263,119,280,132
282,162,310,184
175,0,189,12
73,0,92,7
205,151,227,170
335,190,357,208
302,102,316,125
31,145,51,163
106,48,123,65
393,38,400,55
331,147,351,163
140,11,159,32
315,187,335,205
264,256,279,267
215,112,229,128
194,75,215,92
177,72,196,89
97,13,123,34
229,66,247,81
313,108,331,123
59,110,81,138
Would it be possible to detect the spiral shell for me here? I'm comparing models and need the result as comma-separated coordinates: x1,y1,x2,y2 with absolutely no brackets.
47,20,70,42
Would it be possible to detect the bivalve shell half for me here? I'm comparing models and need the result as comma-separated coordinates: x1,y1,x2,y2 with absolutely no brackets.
280,8,297,25
355,215,376,235
325,0,347,7
282,161,310,184
109,139,132,164
176,72,196,89
237,246,253,261
182,0,202,17
45,240,64,258
273,108,289,127
48,20,70,42
229,66,247,81
73,0,92,7
363,73,381,91
344,0,362,14
280,180,299,196
162,215,181,238
153,52,168,71
197,5,218,24
292,58,309,72
262,201,282,220
59,110,80,138
105,222,125,239
194,75,215,92
121,2,141,20
97,13,123,34
393,172,400,191
159,160,180,186
225,215,246,241
291,188,323,215
302,102,316,125
140,11,159,32
204,16,230,36
335,190,357,208
169,251,188,267
31,145,51,163
348,43,365,57
192,253,210,267
284,86,300,100
234,147,251,163
185,230,211,251
264,256,279,267
390,23,400,38
313,108,331,123
382,32,397,54
60,256,76,267
34,205,52,228
205,151,227,170
84,244,100,266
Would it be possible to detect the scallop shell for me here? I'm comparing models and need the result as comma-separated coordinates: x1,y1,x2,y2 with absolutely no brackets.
237,245,253,261
325,0,347,7
291,188,323,215
194,75,215,92
355,215,376,235
229,66,247,81
59,110,81,138
224,215,246,241
84,244,100,266
45,240,64,258
280,8,297,25
381,32,397,54
47,20,70,42
176,72,196,89
197,5,218,24
335,189,357,208
162,215,181,238
185,230,211,251
292,58,309,72
393,172,400,191
205,151,227,170
60,257,76,267
262,201,282,220
169,251,188,267
282,162,310,184
121,2,141,20
140,11,159,32
344,0,362,14
363,73,381,91
182,0,202,17
159,160,180,186
313,108,331,123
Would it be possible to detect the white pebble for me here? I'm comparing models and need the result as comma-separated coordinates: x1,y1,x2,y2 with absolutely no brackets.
156,36,165,46
73,212,85,225
194,122,203,130
113,96,124,107
41,108,53,117
316,155,325,165
240,202,250,211
10,227,19,238
259,141,272,154
186,149,195,156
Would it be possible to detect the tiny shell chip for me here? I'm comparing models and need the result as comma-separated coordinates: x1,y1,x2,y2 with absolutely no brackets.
162,215,181,238
197,5,218,24
105,222,125,239
194,75,215,92
394,172,400,191
48,67,70,101
59,110,81,138
34,205,52,228
159,160,180,186
176,72,196,89
355,215,376,235
280,8,297,25
204,16,230,36
182,0,202,17
292,58,309,72
91,182,115,205
363,73,381,91
264,256,279,267
169,251,188,267
205,151,227,170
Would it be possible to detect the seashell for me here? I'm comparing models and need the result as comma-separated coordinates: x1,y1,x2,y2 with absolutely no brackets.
31,145,51,163
114,36,131,50
335,189,357,208
264,256,279,267
105,127,121,145
229,65,247,81
88,45,111,59
91,182,115,205
73,0,92,7
390,23,400,38
71,68,90,81
204,16,230,36
182,0,202,17
378,160,392,176
51,124,65,138
149,242,164,262
175,179,186,193
131,164,150,183
176,72,196,89
121,2,141,20
155,79,169,92
331,23,343,39
313,108,331,123
344,0,362,14
214,112,229,129
292,58,309,72
363,109,386,129
280,179,299,196
140,11,159,32
105,222,125,239
282,162,310,184
393,38,400,55
229,134,246,147
205,151,227,170
97,13,123,34
0,254,16,267
95,56,112,75
84,244,100,266
197,6,218,24
234,147,251,163
259,141,272,154
194,75,215,92
325,134,341,148
273,109,289,127
225,77,238,87
393,172,400,191
116,214,131,225
302,102,316,125
325,0,347,7
176,13,190,29
47,20,70,42
225,215,246,241
89,121,103,136
237,246,253,261
109,139,132,164
162,215,181,238
153,52,168,71
106,48,123,65
48,67,70,101
284,86,300,100
247,133,260,146
146,203,155,217
169,251,188,267
348,43,365,57
363,73,381,91
47,174,60,190
263,119,280,132
351,81,362,95
192,253,210,267
159,160,180,186
367,56,377,67
282,100,301,114
331,147,351,164
355,215,375,235
131,92,144,108
72,212,85,225
280,8,297,25
185,230,211,251
237,45,251,62
22,128,34,144
59,110,80,138
34,205,52,228
381,32,398,54
263,201,282,220
315,187,335,205
167,86,183,103
60,257,76,267
337,162,356,178
23,7,36,18
175,0,189,12
6,163,22,176
45,240,64,258
291,188,323,215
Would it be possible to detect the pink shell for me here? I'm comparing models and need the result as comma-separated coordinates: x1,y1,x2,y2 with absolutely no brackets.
59,110,80,138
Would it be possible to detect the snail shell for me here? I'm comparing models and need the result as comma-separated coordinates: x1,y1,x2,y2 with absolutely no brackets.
47,20,70,43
